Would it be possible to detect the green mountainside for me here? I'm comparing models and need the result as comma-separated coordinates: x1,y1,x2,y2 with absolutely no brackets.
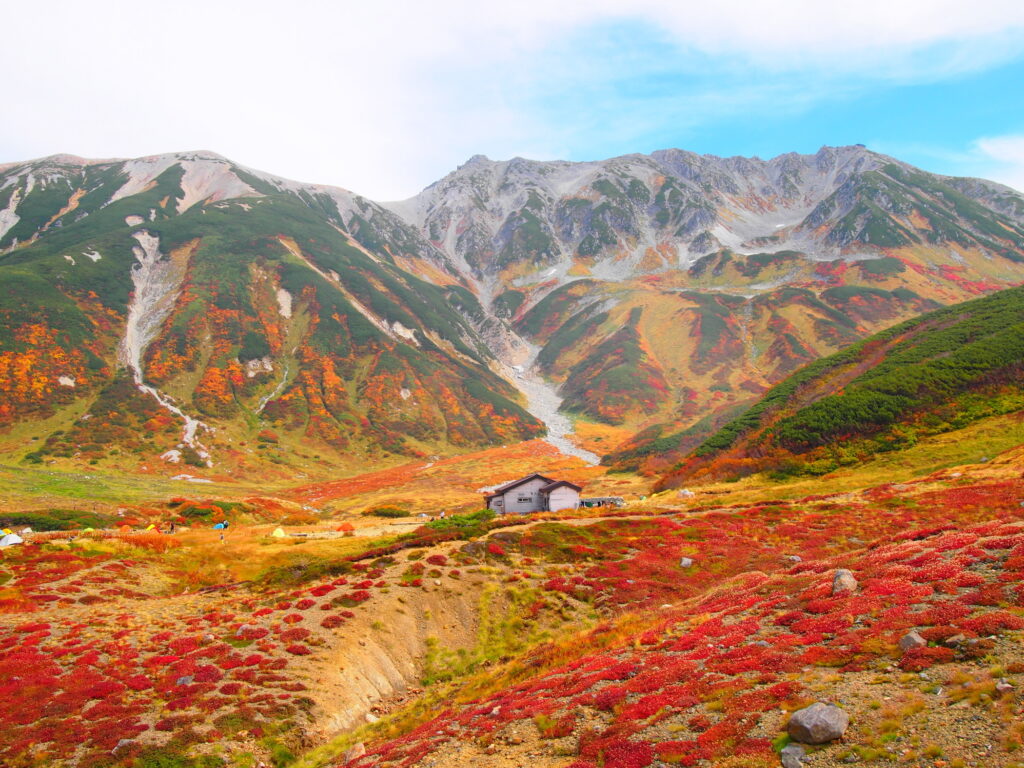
655,285,1024,489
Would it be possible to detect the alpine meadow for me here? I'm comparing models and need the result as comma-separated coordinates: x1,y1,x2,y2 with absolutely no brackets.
4,4,1024,767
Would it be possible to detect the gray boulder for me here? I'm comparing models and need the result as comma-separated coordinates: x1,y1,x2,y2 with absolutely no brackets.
342,742,366,764
899,630,926,652
832,569,858,595
781,742,807,767
679,557,694,568
787,702,849,744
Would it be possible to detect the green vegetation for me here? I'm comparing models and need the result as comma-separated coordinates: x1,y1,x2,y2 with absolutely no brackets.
363,505,407,518
857,256,906,277
0,507,115,531
688,284,1024,469
423,509,495,538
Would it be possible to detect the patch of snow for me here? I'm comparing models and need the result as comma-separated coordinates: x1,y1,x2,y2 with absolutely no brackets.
391,321,418,342
57,376,76,388
257,361,291,414
82,249,101,262
506,342,600,465
148,208,157,221
118,230,213,463
63,254,76,265
245,356,274,378
161,450,182,463
276,288,292,319
172,474,214,483
109,153,260,213
125,215,144,226
0,187,22,241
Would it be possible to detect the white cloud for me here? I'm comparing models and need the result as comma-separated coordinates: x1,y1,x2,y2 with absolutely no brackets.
973,135,1024,192
2,1,1024,198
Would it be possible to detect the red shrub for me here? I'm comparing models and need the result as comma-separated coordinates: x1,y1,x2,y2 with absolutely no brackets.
285,644,311,656
899,646,955,671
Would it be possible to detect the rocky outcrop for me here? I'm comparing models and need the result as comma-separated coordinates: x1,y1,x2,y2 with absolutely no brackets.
787,702,850,744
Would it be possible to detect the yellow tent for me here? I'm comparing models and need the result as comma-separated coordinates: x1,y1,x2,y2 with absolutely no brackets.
271,527,286,538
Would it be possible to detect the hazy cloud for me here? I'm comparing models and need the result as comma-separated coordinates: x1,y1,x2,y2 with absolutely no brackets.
2,1,1023,197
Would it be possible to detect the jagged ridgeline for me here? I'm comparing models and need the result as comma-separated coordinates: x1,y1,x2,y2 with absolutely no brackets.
655,285,1024,489
2,147,1024,474
0,153,541,471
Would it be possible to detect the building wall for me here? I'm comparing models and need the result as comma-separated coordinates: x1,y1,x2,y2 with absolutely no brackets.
546,487,580,512
498,477,550,514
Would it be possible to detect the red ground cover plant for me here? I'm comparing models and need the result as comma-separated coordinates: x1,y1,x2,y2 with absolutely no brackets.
334,478,1024,768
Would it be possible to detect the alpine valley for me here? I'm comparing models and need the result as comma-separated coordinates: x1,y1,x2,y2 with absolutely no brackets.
2,146,1024,477
3,147,1024,768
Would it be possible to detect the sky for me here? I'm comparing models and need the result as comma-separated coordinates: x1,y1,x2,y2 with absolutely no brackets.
3,0,1024,199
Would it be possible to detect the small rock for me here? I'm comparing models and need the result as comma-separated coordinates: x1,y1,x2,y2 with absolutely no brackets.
679,557,694,568
781,742,806,768
784,555,802,563
434,580,441,586
996,679,1014,694
176,675,194,686
342,742,366,764
490,706,501,716
365,712,378,723
832,569,858,595
943,633,968,648
111,739,134,755
899,630,926,652
787,702,850,744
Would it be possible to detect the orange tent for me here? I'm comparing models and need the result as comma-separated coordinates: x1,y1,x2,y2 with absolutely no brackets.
336,523,355,532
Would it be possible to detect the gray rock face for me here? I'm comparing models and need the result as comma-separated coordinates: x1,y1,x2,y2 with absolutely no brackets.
679,557,694,568
899,630,927,651
787,702,850,744
781,742,807,767
832,569,858,595
342,741,366,764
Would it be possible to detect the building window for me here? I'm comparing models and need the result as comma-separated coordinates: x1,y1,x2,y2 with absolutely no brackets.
517,496,532,503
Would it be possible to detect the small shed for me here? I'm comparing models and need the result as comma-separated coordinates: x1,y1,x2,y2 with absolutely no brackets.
485,473,583,514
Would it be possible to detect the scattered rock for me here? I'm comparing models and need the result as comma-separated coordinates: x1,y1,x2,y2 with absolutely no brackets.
365,712,378,723
996,679,1014,694
899,630,927,652
175,675,193,686
784,555,802,563
679,557,694,568
943,634,969,648
111,739,134,754
787,702,850,744
342,742,366,764
832,569,858,595
781,742,807,767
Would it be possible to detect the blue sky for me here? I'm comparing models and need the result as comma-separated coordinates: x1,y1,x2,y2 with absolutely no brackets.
3,1,1024,198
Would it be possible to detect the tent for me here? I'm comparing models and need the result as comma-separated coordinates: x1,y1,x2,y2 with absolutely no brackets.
271,527,286,538
335,523,355,532
20,527,32,534
0,533,24,547
119,525,131,533
213,522,226,530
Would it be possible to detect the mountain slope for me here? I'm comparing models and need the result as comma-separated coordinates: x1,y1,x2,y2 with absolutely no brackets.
0,153,542,475
384,146,1024,468
654,284,1024,489
3,147,1024,476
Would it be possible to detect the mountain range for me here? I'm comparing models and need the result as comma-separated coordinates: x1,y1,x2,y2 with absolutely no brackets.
2,146,1024,476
